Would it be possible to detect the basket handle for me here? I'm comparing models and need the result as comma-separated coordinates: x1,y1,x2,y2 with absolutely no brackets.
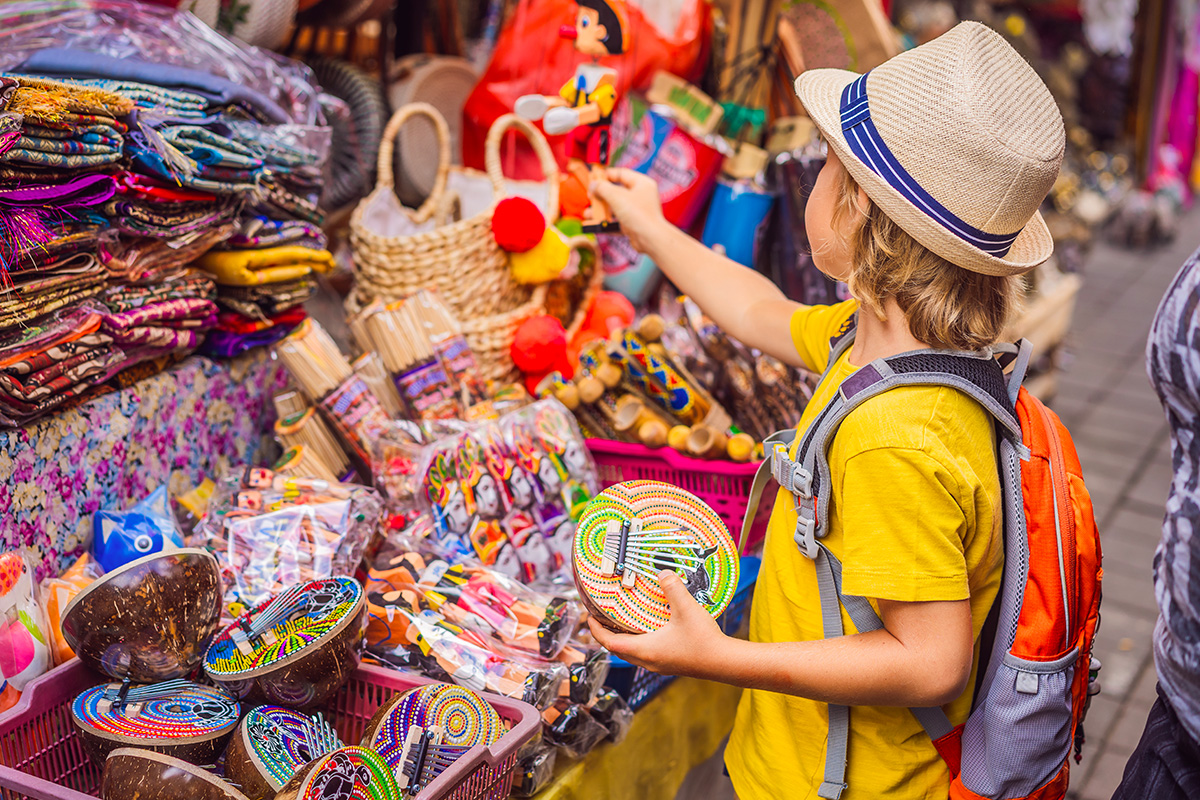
376,102,451,224
484,114,561,220
562,236,604,342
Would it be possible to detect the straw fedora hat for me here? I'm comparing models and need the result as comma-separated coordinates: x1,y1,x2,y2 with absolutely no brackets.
795,21,1064,276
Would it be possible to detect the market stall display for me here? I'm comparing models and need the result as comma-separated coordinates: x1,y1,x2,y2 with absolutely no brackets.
0,0,1156,797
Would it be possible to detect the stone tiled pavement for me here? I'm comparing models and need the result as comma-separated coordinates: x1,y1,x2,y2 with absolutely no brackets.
1057,219,1200,800
675,214,1200,800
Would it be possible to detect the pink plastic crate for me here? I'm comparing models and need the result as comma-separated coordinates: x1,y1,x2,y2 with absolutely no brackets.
0,659,541,800
586,439,770,552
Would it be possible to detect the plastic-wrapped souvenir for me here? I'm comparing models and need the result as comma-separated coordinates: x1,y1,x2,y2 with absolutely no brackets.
587,688,633,743
0,553,50,713
511,739,557,798
39,553,101,666
196,468,383,609
542,701,610,758
365,555,578,661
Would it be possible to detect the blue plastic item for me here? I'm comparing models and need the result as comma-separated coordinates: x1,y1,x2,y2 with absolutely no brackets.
92,486,184,572
700,179,775,267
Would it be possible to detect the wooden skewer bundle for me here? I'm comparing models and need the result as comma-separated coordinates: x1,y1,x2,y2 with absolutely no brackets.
361,299,461,420
352,351,405,418
273,444,340,484
273,388,309,421
276,319,354,402
275,408,351,480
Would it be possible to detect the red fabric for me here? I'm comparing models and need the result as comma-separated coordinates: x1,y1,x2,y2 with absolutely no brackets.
216,307,306,334
932,725,964,778
566,122,611,164
462,0,712,180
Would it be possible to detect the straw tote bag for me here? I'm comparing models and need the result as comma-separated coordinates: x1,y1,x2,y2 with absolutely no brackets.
349,104,600,382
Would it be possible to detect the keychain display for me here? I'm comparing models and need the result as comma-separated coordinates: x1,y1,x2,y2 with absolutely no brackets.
405,399,597,587
573,480,739,633
224,707,344,800
541,701,610,759
203,576,366,709
195,468,383,609
365,555,578,660
72,680,240,765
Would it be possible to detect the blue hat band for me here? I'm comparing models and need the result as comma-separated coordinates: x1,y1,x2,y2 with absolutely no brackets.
839,74,1023,258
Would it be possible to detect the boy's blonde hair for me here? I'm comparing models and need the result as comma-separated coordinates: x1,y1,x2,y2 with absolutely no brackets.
832,168,1021,352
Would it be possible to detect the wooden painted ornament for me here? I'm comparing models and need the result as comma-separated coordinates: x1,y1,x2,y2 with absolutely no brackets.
203,576,365,709
275,746,403,800
61,549,223,684
361,683,503,794
72,679,240,766
102,748,250,800
572,480,739,633
223,706,343,800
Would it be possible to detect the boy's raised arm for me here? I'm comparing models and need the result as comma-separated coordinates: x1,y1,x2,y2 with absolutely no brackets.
593,171,806,367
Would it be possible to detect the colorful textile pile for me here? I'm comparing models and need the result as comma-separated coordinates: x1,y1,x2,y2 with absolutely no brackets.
0,11,330,428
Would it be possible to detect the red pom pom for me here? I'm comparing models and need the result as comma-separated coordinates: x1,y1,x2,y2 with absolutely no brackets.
492,197,546,253
512,315,573,393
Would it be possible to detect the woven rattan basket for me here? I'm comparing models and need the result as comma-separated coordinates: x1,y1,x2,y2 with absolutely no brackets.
349,104,599,382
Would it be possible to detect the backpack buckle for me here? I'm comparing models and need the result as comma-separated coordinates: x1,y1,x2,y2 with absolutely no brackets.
793,511,818,559
771,445,813,498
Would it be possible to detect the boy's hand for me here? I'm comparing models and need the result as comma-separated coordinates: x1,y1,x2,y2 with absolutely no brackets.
587,569,726,678
591,169,666,253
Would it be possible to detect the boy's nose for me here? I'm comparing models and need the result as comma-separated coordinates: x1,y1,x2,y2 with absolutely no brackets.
559,25,579,40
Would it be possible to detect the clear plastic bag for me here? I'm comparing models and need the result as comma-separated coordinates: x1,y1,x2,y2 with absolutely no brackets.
196,467,383,610
0,1,324,126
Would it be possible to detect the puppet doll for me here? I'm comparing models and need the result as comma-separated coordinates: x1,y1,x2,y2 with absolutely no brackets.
516,0,629,233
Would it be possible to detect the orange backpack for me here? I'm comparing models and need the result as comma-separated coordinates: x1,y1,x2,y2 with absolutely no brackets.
745,330,1103,799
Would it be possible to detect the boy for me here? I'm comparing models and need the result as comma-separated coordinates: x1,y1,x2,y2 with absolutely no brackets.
587,22,1065,799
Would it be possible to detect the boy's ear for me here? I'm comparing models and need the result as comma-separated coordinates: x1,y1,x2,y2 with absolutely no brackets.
856,184,871,217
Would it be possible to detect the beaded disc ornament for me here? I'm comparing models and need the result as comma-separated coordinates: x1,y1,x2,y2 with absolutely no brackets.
204,576,362,677
363,683,503,795
276,746,402,800
226,706,344,796
71,679,240,764
573,480,739,633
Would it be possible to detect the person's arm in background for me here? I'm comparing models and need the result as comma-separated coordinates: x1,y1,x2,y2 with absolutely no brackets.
593,170,807,368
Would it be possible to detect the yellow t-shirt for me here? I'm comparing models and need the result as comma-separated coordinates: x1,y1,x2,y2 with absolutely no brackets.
724,300,1004,800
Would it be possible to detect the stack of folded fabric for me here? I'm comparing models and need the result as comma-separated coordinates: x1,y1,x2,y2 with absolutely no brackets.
99,271,218,368
0,304,121,427
0,78,127,418
197,245,332,357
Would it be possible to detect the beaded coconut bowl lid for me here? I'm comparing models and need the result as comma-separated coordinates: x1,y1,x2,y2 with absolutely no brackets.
224,706,344,799
203,576,366,709
62,548,223,684
275,746,403,800
572,480,739,633
72,680,240,766
361,682,504,794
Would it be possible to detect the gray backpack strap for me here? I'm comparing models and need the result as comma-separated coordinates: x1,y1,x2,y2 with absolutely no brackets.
783,347,1020,797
